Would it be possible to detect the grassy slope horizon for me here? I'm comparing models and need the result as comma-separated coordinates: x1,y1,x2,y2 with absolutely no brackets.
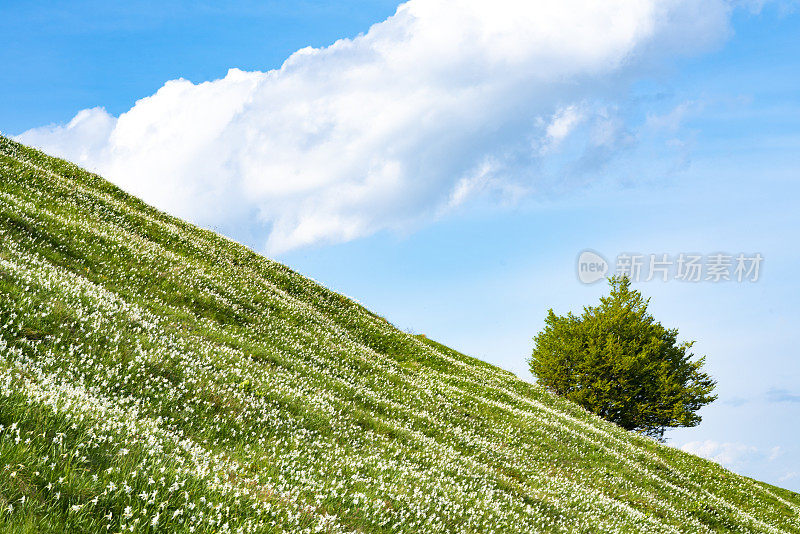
0,134,798,533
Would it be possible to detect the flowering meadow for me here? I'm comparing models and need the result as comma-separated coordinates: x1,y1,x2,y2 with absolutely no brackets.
0,135,798,533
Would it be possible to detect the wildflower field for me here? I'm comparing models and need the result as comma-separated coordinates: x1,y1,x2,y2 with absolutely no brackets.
0,134,798,533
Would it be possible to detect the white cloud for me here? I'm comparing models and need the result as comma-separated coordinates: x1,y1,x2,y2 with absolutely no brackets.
680,440,783,472
645,101,703,132
20,107,116,166
540,105,586,154
17,0,731,254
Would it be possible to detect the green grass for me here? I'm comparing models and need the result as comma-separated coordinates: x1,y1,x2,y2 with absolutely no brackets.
0,134,798,533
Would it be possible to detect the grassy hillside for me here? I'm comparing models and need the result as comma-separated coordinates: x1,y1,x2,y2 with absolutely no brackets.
0,134,798,533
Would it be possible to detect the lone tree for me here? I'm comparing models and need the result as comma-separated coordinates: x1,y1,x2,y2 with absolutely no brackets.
529,276,716,440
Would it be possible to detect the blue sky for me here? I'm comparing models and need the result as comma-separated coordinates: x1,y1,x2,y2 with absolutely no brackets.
2,1,799,491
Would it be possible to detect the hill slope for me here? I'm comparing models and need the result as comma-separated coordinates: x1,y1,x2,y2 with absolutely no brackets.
0,135,798,533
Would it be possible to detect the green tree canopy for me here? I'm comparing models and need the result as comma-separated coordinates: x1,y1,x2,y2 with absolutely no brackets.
529,276,716,440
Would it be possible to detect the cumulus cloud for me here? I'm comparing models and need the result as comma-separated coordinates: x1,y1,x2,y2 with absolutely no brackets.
17,0,731,254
